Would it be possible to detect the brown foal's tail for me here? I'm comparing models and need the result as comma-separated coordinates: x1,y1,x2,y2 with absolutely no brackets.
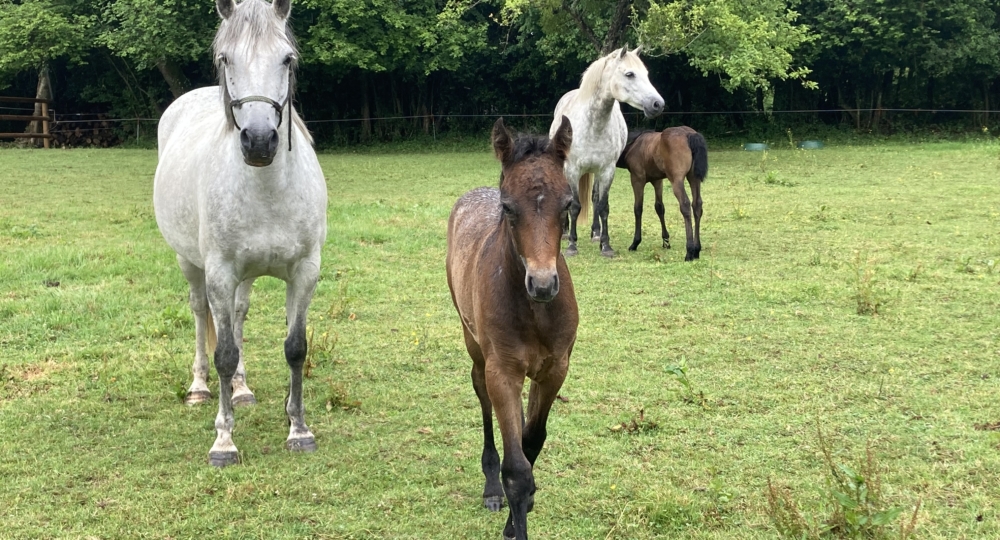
687,132,709,181
206,306,217,357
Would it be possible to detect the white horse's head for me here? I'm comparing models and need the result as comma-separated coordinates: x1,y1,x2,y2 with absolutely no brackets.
214,0,297,167
606,46,663,119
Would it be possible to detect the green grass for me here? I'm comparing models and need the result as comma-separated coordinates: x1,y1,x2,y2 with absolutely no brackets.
1,142,998,539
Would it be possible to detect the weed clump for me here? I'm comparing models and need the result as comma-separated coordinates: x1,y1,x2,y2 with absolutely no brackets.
852,251,889,316
766,427,919,539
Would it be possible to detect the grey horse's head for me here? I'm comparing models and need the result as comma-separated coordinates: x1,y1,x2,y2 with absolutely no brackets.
607,46,663,119
214,0,298,167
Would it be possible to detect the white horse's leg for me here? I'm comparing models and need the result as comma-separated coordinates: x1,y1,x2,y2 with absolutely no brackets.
564,164,583,257
284,257,320,452
231,278,257,407
178,257,213,405
205,265,241,467
596,167,616,257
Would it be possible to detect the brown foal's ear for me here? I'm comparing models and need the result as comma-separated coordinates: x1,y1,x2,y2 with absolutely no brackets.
273,0,291,19
216,0,235,18
548,115,572,161
492,117,514,164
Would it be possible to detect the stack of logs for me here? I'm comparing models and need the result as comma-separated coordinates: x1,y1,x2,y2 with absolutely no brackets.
50,115,122,148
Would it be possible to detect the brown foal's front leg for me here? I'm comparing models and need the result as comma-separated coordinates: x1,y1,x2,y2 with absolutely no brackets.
486,362,532,540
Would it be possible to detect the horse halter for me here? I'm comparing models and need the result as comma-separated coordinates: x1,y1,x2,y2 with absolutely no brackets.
228,76,293,152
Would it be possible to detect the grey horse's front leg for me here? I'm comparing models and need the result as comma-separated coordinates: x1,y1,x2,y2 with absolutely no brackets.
596,171,615,257
231,278,257,407
205,267,241,467
178,257,213,405
564,170,584,257
284,258,320,452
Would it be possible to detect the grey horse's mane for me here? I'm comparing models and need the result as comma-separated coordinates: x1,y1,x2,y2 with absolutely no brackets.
212,0,300,130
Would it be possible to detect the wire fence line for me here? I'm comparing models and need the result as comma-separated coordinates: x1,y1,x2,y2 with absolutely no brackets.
20,107,1000,137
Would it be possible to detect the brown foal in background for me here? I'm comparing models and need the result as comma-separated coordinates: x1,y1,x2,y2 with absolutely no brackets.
446,117,579,540
616,125,708,260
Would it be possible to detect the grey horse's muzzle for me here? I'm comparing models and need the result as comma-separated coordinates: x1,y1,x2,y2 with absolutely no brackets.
644,97,664,119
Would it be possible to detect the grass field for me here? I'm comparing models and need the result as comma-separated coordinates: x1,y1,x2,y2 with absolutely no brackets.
1,141,999,539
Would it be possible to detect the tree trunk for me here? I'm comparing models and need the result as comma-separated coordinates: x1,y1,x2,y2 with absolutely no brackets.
27,64,53,147
602,0,634,54
156,58,189,100
561,0,602,54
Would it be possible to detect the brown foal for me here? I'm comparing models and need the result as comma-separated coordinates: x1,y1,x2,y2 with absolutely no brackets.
616,126,708,260
446,117,579,540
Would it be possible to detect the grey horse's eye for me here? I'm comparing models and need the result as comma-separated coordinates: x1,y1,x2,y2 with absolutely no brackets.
625,71,635,78
283,54,296,66
218,54,228,65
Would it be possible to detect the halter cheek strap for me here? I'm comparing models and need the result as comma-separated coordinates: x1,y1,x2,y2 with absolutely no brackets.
229,94,293,151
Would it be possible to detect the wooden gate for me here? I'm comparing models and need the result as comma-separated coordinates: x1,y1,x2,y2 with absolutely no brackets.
0,96,52,148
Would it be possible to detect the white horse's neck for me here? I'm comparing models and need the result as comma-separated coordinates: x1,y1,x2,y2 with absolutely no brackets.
576,56,619,133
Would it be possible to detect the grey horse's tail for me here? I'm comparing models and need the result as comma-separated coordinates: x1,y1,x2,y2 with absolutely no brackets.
617,129,653,169
578,173,593,229
687,132,709,181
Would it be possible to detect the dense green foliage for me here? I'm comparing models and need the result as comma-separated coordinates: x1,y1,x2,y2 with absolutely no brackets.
2,0,1000,143
2,143,999,537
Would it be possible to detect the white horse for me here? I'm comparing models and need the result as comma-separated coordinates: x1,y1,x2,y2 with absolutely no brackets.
549,46,663,257
153,0,327,467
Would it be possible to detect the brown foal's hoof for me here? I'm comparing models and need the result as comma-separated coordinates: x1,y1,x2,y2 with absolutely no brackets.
231,393,257,407
184,390,212,406
208,450,239,468
286,436,317,453
483,495,505,512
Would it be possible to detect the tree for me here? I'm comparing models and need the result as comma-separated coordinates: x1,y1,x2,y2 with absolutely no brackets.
298,0,488,137
97,0,218,99
0,0,93,139
798,0,1000,128
638,0,815,95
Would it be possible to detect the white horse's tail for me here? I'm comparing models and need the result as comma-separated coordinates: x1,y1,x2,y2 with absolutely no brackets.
206,306,217,357
577,173,593,229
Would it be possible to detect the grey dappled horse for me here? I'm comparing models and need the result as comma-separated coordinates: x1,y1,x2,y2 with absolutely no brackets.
550,46,663,257
153,0,326,467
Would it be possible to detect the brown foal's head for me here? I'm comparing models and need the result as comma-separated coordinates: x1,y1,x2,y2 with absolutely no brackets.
492,116,573,303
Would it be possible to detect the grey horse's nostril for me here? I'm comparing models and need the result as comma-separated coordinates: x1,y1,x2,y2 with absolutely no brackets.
267,129,279,153
240,129,252,152
653,101,663,111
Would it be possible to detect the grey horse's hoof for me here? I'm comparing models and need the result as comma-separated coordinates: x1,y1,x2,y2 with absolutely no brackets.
663,239,671,249
564,244,578,257
185,390,212,406
286,437,317,453
208,450,239,467
231,393,257,407
601,248,616,258
591,234,601,243
484,495,505,512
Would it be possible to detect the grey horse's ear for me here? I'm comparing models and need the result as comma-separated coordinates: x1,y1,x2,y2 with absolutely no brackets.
492,117,514,165
548,115,572,161
619,45,628,59
273,0,291,19
216,0,235,19
632,45,642,56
